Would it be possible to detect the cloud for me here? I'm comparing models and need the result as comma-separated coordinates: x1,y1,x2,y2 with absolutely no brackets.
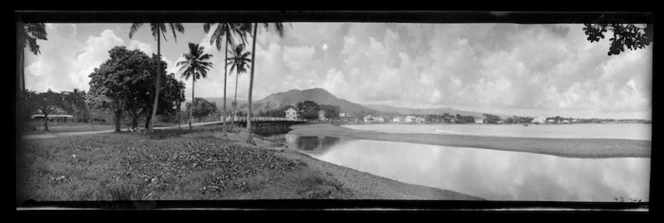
25,25,163,94
23,23,652,119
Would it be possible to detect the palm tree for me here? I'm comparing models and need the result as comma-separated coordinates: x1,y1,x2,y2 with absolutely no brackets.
226,43,251,130
245,23,286,144
177,43,214,130
128,23,185,132
204,23,252,134
17,23,47,92
17,23,47,132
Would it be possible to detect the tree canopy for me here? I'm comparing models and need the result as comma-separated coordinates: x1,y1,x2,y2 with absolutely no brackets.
583,23,653,56
296,101,321,120
187,98,217,122
87,46,184,131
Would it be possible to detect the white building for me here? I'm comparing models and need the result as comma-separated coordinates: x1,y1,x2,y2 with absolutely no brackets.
405,116,416,123
415,116,425,123
474,116,484,124
318,110,327,121
532,116,546,124
393,116,402,122
285,108,298,120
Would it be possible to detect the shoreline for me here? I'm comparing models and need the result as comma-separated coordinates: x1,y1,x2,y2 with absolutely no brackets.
287,124,651,158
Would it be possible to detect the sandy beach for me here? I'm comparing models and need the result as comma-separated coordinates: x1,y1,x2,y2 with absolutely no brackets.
288,124,651,158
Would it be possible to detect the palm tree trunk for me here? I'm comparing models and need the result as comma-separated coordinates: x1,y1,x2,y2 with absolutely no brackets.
189,78,194,130
43,113,49,131
149,32,161,132
177,103,181,130
222,36,229,134
246,23,257,144
231,72,239,129
20,48,25,92
17,46,25,132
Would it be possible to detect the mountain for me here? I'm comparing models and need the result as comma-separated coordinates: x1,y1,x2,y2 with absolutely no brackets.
238,88,377,114
364,104,512,118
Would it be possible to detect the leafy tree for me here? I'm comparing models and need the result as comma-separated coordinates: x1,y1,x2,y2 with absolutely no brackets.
187,98,217,122
226,43,252,129
177,43,214,130
296,101,321,120
204,23,252,134
245,22,288,144
87,46,154,132
19,90,39,126
320,104,340,120
482,113,501,124
60,89,89,122
136,63,186,129
35,89,62,131
129,22,185,131
583,23,653,56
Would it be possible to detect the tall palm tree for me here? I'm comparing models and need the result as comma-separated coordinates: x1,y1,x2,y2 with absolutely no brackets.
17,23,47,92
177,43,214,130
226,43,251,130
128,23,185,132
245,23,286,144
204,23,252,134
17,23,47,132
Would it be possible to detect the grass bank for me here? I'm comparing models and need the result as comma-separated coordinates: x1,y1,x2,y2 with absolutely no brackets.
17,125,481,201
288,124,651,158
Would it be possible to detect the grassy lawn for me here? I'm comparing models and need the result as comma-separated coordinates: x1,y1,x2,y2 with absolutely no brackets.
17,125,352,201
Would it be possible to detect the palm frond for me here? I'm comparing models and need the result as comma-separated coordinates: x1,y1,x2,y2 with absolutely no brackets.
27,37,40,55
203,23,212,34
26,23,48,40
159,23,168,42
129,23,143,39
168,23,184,43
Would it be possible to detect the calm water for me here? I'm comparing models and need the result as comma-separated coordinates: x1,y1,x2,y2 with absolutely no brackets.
344,123,652,140
274,134,650,201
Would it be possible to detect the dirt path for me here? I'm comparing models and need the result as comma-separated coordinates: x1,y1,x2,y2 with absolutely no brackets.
20,121,226,140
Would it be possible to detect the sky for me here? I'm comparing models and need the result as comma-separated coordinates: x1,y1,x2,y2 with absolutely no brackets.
23,23,652,119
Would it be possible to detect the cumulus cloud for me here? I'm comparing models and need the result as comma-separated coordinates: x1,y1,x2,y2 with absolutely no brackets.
23,23,652,119
25,25,167,94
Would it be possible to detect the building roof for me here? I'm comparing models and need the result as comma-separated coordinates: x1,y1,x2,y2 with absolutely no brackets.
285,108,297,112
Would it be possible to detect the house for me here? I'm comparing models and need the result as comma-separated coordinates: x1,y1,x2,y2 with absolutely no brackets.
405,116,416,123
339,112,351,118
363,115,384,122
318,110,327,121
415,116,425,123
31,114,74,122
285,108,298,120
392,116,402,122
474,116,484,124
531,116,546,124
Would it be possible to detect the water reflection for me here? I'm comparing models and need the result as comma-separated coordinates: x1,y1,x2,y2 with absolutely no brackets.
283,134,650,201
287,135,342,154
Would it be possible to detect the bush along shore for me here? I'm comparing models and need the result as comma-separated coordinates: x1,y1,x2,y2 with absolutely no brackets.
16,125,482,201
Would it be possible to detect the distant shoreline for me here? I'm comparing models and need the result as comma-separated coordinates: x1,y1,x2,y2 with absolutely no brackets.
288,124,651,158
